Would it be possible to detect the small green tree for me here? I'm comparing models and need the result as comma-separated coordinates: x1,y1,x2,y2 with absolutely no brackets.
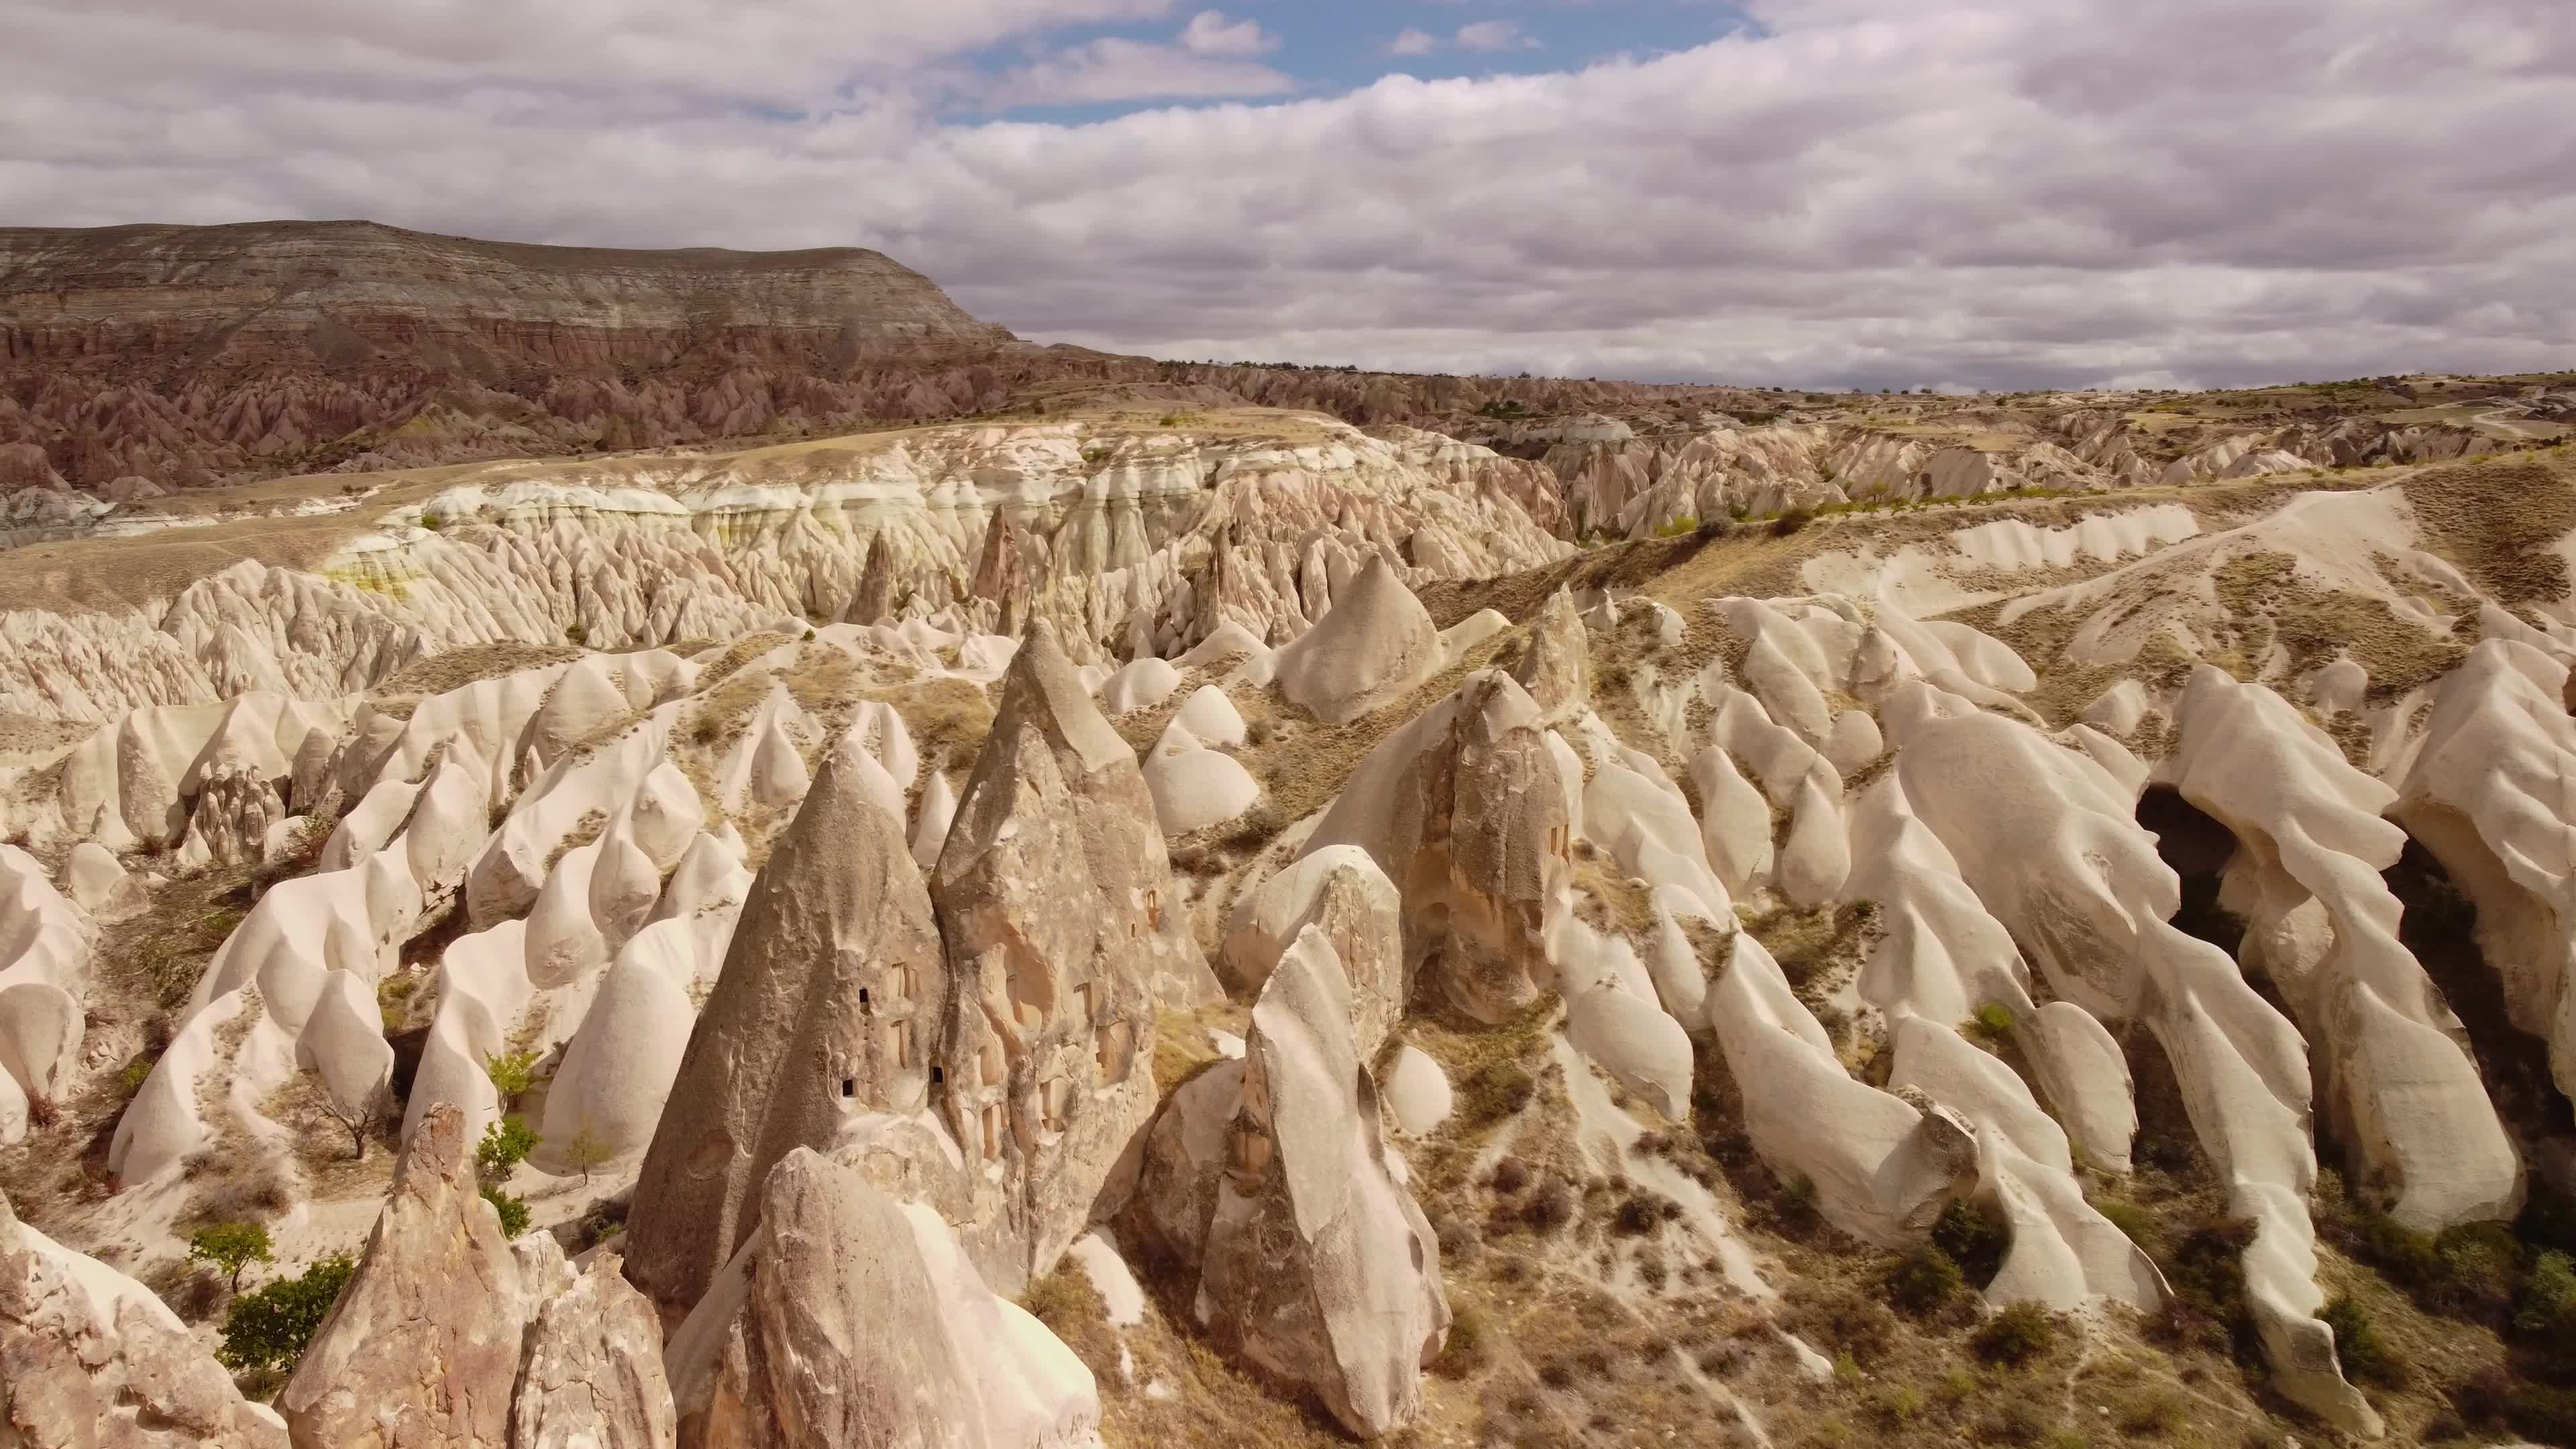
482,1185,531,1238
476,1116,539,1187
562,1124,614,1185
188,1222,274,1293
217,1255,354,1373
481,1049,542,1108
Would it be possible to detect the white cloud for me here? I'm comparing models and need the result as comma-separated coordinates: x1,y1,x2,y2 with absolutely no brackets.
2,0,2569,390
1387,28,1439,57
1178,9,1275,58
983,36,1293,107
1454,20,1540,52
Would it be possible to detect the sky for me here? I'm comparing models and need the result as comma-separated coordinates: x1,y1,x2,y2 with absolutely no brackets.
1,0,2571,392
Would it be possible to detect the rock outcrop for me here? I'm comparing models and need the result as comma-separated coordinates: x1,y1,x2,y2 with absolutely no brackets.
512,1252,678,1449
1299,670,1571,1022
1132,923,1448,1438
280,1102,523,1447
928,621,1201,1293
665,1148,1103,1449
1271,556,1442,724
625,746,947,1316
1,1189,287,1448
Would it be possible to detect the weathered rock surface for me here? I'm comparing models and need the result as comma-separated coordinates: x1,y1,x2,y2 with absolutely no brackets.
280,1102,523,1448
625,746,947,1316
511,1252,678,1449
1271,555,1442,724
928,622,1194,1293
0,1189,287,1448
665,1148,1103,1449
1300,670,1570,1022
1218,843,1405,1054
1132,924,1448,1438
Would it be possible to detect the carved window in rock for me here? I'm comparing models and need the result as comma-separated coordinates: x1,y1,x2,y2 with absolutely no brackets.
1040,1075,1069,1133
1006,963,1049,1030
979,1104,1003,1161
887,1018,915,1072
1145,888,1162,930
894,963,920,1003
1095,1018,1135,1085
1075,980,1097,1025
1230,1120,1273,1179
1548,823,1570,861
978,1038,1006,1089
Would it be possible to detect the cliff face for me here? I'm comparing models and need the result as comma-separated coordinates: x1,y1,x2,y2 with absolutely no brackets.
0,220,1018,373
0,221,1781,494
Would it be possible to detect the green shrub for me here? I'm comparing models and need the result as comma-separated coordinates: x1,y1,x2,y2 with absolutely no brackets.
481,1049,543,1106
482,1185,531,1238
217,1254,354,1373
1654,515,1700,539
1771,506,1816,537
1972,1302,2057,1366
2516,1250,2576,1350
419,510,447,531
1434,1302,1489,1378
563,622,588,645
2156,1214,2258,1360
188,1222,274,1292
2320,1295,2404,1387
1888,1245,1964,1316
1933,1198,2010,1285
2092,1197,2155,1248
115,1053,158,1097
1970,1002,2017,1039
475,1116,539,1186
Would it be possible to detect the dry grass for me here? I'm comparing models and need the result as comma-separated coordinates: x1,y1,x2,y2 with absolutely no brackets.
2402,452,2576,606
370,640,581,700
859,676,997,774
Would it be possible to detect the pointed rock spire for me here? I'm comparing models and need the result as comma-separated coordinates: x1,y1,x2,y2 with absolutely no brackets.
279,1101,522,1445
623,744,947,1316
841,528,900,626
926,619,1214,1291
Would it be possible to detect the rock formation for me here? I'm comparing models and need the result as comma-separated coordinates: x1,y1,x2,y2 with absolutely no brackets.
1132,924,1448,1438
0,1189,287,1448
625,747,947,1316
1299,669,1570,1021
512,1252,679,1449
928,621,1200,1292
665,1148,1103,1449
280,1102,524,1446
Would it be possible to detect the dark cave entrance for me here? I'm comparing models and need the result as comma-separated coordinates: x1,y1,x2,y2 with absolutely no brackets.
2384,838,2575,1142
2136,785,2247,959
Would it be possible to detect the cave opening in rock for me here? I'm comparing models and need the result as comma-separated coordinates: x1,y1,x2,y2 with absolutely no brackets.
2385,837,2574,1141
2135,785,2245,958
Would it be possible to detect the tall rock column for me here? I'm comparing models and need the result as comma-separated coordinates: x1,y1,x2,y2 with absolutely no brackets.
279,1101,523,1448
623,748,949,1318
930,621,1211,1294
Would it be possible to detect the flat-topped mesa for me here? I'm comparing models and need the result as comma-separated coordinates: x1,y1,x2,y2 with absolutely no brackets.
929,620,1212,1293
0,220,1017,370
623,748,948,1318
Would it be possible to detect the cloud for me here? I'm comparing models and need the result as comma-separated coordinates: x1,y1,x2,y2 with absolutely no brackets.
1,0,2569,390
1387,28,1439,57
1178,9,1275,58
1454,20,1540,52
982,36,1294,107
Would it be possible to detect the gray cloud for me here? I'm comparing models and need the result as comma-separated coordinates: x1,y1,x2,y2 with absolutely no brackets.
1,0,2569,390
